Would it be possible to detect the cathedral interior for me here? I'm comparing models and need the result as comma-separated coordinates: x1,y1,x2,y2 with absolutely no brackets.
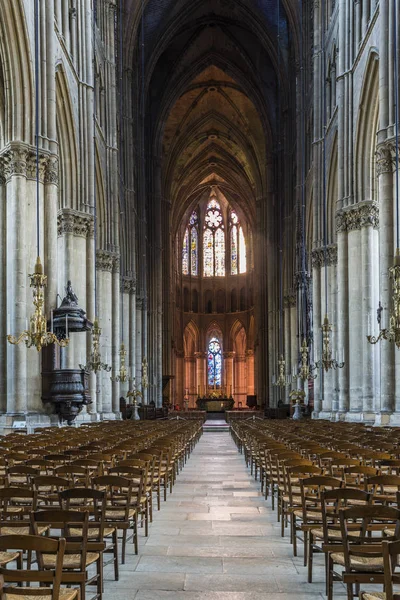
0,0,397,429
1,3,400,600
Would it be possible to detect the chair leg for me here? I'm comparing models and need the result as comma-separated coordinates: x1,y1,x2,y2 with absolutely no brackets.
307,532,313,583
303,529,308,566
346,583,353,600
113,530,119,581
97,555,103,599
292,515,297,556
122,529,127,564
327,555,333,600
134,513,139,554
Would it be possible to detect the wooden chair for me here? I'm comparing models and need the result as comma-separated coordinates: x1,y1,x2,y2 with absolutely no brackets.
59,487,118,581
31,509,103,600
0,534,79,599
327,505,400,600
92,475,138,562
109,465,148,536
359,537,400,600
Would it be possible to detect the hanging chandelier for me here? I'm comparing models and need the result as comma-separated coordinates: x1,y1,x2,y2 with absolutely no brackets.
7,0,69,353
111,342,129,382
7,257,70,352
79,318,111,374
272,354,290,387
298,338,317,381
314,315,345,371
368,250,400,348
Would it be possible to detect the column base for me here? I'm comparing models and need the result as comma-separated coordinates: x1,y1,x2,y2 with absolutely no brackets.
345,411,375,423
388,412,400,426
374,412,392,427
0,412,59,435
317,411,332,420
100,412,122,421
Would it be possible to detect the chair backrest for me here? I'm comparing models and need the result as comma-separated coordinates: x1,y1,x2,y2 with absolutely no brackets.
0,534,67,599
59,488,106,540
0,487,37,518
382,538,400,600
92,475,134,523
31,509,89,570
339,504,400,572
108,466,145,500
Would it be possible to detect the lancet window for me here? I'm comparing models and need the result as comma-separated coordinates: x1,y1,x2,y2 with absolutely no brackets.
203,199,225,277
207,337,222,387
230,211,246,274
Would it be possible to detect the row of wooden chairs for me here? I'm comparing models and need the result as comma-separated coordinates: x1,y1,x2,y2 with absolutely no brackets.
0,418,203,599
231,419,400,600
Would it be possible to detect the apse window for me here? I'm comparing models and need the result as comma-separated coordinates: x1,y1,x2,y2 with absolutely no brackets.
230,211,246,274
182,211,198,275
208,337,222,387
203,199,225,277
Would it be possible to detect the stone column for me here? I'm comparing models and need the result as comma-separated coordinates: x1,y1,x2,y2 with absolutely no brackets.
223,351,235,399
135,298,143,394
96,250,114,418
0,169,6,412
246,350,255,397
194,352,207,397
336,215,349,416
311,249,323,417
347,223,363,416
327,245,339,415
376,145,394,423
111,256,120,415
2,146,29,415
360,203,379,421
235,355,247,407
86,218,96,416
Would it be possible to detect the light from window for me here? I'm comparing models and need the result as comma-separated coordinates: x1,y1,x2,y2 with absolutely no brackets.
239,226,246,273
204,199,225,276
191,227,198,276
182,229,189,275
207,337,222,387
230,211,246,274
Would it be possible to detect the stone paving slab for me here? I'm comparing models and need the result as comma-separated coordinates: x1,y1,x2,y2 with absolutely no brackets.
102,431,355,599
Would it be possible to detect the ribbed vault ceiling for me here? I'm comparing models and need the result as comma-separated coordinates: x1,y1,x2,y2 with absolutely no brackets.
124,0,298,232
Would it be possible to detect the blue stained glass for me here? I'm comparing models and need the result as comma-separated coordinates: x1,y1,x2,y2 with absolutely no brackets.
207,337,222,387
215,228,225,276
231,225,238,275
182,228,189,275
191,227,198,276
203,228,213,277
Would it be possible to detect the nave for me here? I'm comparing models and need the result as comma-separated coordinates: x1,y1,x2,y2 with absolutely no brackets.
107,429,328,600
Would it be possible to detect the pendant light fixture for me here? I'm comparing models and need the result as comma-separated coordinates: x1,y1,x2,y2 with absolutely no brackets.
313,0,344,372
368,0,400,348
7,0,69,352
272,0,289,390
112,0,130,384
80,0,111,374
293,0,315,387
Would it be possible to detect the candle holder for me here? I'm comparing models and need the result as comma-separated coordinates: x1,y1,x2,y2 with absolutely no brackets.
127,380,143,420
111,342,129,382
298,338,317,381
7,257,70,352
289,389,306,420
272,354,291,387
314,315,345,371
79,317,111,374
367,250,400,349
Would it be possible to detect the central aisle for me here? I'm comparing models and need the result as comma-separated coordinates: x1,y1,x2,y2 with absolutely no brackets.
107,431,327,600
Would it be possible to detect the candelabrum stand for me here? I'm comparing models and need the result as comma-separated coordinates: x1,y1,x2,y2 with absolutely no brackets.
289,389,306,420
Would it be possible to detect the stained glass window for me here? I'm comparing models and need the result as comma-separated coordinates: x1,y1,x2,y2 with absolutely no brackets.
182,229,189,275
203,228,213,276
203,199,225,276
207,337,222,387
191,227,198,276
231,225,238,275
230,211,246,274
239,226,246,273
182,211,199,276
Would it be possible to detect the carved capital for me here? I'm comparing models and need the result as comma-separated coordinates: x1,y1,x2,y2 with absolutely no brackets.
96,250,114,272
283,290,296,308
246,349,254,358
194,351,207,359
112,255,120,274
336,202,379,233
376,145,394,176
326,244,338,266
44,156,59,185
311,248,324,269
120,276,136,294
58,210,94,238
136,298,143,310
223,351,235,359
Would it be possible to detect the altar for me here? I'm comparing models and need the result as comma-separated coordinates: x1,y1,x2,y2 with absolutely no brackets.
196,397,234,412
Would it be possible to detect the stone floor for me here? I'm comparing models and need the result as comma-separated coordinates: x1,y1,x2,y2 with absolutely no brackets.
103,429,352,599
